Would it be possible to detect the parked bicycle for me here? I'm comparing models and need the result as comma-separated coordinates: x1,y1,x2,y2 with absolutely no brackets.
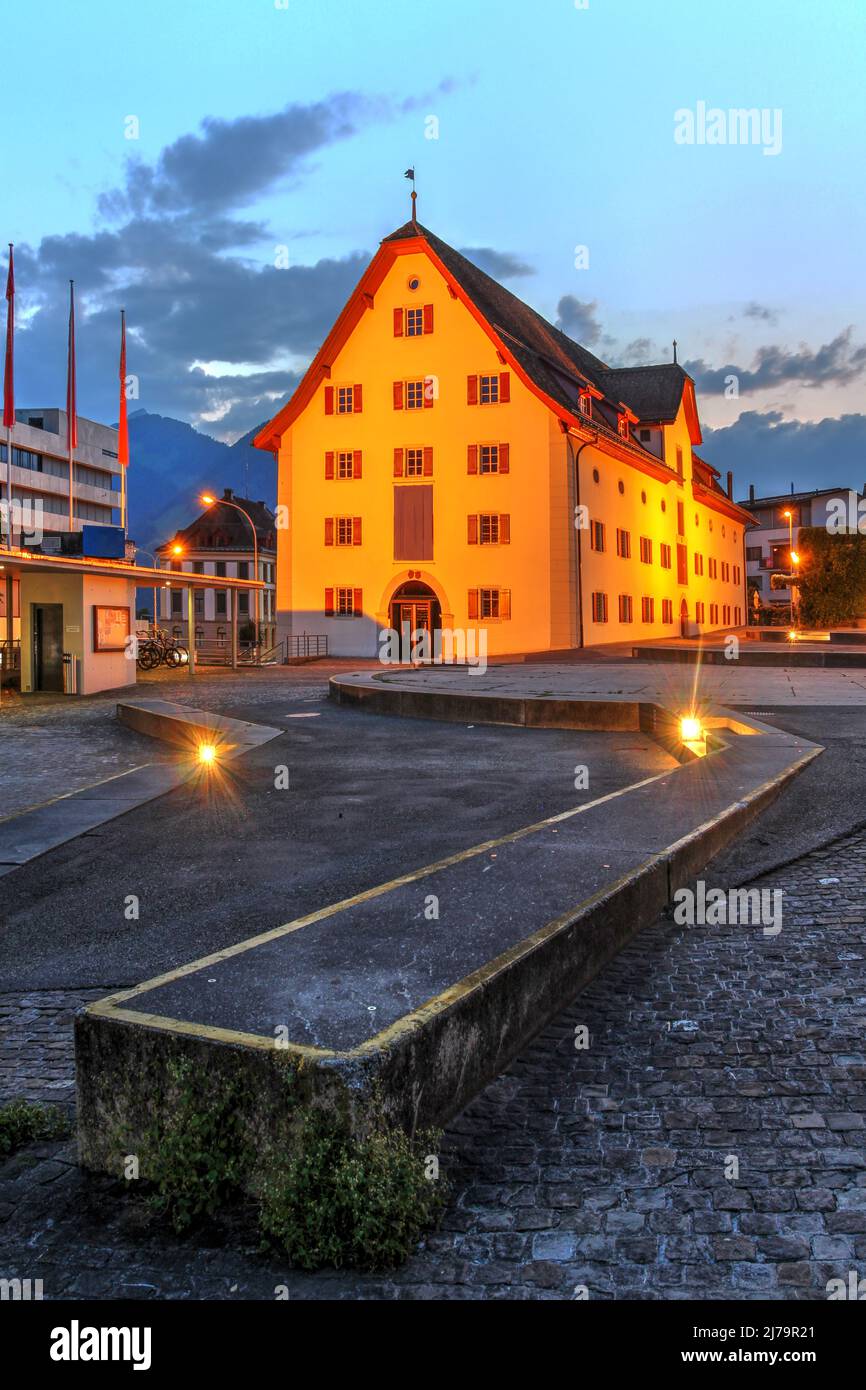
135,628,189,670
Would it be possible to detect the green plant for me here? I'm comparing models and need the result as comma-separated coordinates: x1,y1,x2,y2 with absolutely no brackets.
0,1099,69,1156
797,527,866,627
134,1059,252,1233
256,1105,447,1271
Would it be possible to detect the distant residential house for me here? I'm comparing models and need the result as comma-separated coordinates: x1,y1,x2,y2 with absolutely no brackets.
739,484,863,608
255,217,751,656
155,489,277,651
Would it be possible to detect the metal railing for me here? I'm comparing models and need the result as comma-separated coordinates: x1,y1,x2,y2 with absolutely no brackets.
289,634,328,659
0,639,21,687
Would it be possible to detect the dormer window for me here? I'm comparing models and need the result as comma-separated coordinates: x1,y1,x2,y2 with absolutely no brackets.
618,415,630,439
578,393,592,417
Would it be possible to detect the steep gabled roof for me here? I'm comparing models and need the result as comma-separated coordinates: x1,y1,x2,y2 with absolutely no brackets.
255,219,698,459
594,364,691,423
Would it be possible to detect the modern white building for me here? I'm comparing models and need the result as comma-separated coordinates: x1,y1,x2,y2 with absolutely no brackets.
2,408,122,537
1,407,127,690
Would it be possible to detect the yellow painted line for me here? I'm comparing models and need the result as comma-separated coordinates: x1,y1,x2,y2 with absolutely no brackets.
92,851,667,1061
90,761,679,1016
88,712,824,1059
88,1003,336,1059
0,761,163,826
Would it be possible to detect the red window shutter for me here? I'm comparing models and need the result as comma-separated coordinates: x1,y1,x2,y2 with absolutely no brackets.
468,589,479,620
353,588,363,616
352,517,362,546
467,514,478,545
324,517,334,546
393,448,404,478
499,372,511,403
393,381,404,410
467,444,478,474
353,384,363,413
324,386,334,415
353,450,362,479
423,446,433,476
500,589,512,619
324,587,334,616
393,307,404,337
423,304,434,334
499,442,510,474
325,451,335,480
500,514,511,544
467,375,478,405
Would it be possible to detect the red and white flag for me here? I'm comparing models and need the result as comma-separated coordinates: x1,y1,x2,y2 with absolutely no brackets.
118,308,129,467
66,279,77,450
2,244,13,429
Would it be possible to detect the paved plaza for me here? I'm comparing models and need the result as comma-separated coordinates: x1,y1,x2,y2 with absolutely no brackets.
1,657,865,1300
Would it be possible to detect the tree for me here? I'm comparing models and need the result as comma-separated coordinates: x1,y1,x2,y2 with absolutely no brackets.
796,527,866,627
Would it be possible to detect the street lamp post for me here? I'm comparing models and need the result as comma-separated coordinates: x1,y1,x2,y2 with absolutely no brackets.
200,493,259,647
134,546,160,633
783,509,796,627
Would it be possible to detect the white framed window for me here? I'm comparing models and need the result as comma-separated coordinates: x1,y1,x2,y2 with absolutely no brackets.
406,448,424,476
337,386,354,414
480,444,499,474
406,379,425,410
480,374,500,404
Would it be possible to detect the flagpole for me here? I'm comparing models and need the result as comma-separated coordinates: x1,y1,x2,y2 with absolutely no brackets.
118,307,128,534
66,280,76,533
3,244,13,546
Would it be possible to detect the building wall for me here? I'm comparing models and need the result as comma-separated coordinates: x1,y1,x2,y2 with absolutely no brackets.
278,249,556,657
275,252,748,656
579,403,747,642
2,410,121,536
19,571,136,695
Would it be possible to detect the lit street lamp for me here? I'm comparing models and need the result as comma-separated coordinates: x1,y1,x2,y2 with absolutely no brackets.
200,492,259,645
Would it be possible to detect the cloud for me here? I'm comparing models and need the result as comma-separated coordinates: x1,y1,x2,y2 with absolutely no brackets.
8,87,460,439
742,300,778,325
460,247,534,279
555,295,603,345
702,409,866,499
99,85,458,220
685,328,866,396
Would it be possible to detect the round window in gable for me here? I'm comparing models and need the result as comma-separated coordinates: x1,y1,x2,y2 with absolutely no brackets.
593,468,600,484
618,480,625,495
407,275,421,292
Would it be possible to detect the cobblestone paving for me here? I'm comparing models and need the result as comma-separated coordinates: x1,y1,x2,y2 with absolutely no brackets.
1,827,864,1300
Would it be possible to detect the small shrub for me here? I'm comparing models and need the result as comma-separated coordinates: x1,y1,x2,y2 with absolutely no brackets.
257,1106,447,1271
135,1059,252,1233
0,1099,69,1156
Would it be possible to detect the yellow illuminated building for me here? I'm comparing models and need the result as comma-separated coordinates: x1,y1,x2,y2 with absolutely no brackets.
256,216,752,657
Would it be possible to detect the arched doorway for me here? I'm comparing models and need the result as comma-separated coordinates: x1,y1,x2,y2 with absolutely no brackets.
680,597,689,638
390,581,442,647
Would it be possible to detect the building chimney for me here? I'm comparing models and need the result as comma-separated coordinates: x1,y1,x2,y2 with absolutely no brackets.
223,488,233,500
726,470,733,500
749,483,755,503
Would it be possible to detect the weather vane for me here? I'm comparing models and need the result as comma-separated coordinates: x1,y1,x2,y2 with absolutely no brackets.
404,167,417,223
